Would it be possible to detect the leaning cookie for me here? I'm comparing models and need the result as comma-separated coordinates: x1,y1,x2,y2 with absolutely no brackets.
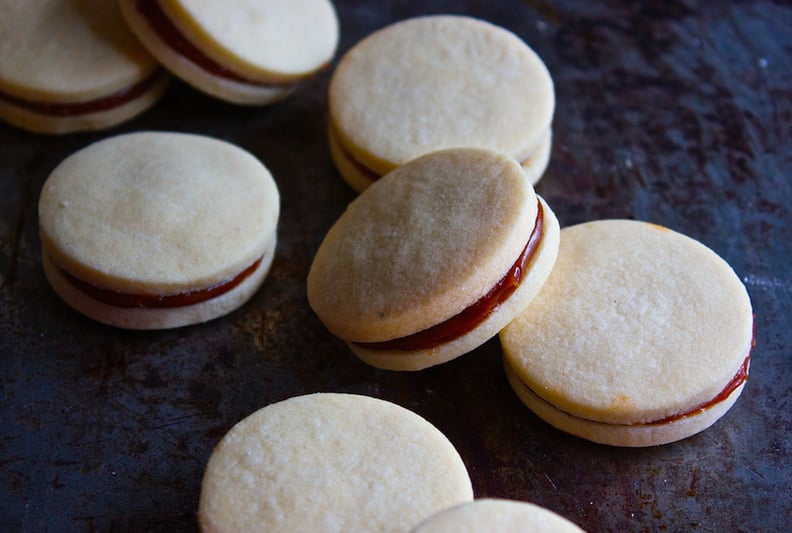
0,0,168,134
120,0,339,105
412,498,585,533
198,393,473,533
38,132,279,329
307,148,560,371
328,15,555,192
500,220,754,447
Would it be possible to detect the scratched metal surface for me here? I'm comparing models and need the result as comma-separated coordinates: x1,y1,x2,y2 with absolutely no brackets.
1,1,790,531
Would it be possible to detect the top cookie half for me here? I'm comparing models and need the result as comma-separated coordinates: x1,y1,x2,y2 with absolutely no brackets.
120,0,339,104
155,0,339,81
307,147,546,343
0,0,158,103
328,15,555,177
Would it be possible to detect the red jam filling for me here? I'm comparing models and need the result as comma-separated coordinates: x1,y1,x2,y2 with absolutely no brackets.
0,70,164,117
355,200,544,352
135,0,288,88
59,257,262,309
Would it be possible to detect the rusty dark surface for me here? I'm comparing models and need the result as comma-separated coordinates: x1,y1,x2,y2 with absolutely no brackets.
1,1,790,531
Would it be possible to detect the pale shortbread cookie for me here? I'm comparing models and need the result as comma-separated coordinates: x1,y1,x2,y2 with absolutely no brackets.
307,148,560,370
328,15,555,191
198,393,473,533
38,131,279,329
0,0,166,133
120,0,339,104
501,220,754,447
412,499,585,533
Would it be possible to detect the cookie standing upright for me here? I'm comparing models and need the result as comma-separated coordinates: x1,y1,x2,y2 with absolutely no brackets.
38,132,280,329
308,148,560,371
501,220,754,447
198,393,473,533
120,0,339,104
0,0,168,134
328,15,555,192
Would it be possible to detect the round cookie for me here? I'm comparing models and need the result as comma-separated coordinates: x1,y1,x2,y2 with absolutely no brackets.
38,131,279,329
328,15,555,192
0,0,168,134
307,148,560,371
500,220,754,447
412,498,585,533
198,393,473,533
120,0,339,105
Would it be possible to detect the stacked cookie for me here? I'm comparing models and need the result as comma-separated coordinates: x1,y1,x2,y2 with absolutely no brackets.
328,15,555,191
39,132,280,329
309,148,753,447
309,147,560,370
118,0,339,105
499,220,753,447
311,14,754,448
0,0,340,133
0,0,167,134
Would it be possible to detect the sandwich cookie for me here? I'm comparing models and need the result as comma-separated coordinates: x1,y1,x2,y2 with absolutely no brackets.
412,498,585,533
501,220,754,447
39,131,279,329
307,148,560,371
198,393,473,533
120,0,339,105
0,0,168,134
328,15,555,192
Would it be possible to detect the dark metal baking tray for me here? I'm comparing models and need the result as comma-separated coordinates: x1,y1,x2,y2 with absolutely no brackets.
1,1,790,531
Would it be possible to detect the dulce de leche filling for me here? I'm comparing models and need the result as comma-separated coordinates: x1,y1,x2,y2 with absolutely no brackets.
520,354,751,427
58,257,262,309
135,0,290,88
0,70,165,117
355,200,544,352
646,354,750,426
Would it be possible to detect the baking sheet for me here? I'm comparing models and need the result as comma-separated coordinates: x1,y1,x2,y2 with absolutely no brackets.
1,1,790,531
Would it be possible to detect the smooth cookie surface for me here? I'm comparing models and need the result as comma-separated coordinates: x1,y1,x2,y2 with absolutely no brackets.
198,393,473,533
308,148,539,343
39,132,279,295
161,0,339,80
501,220,753,432
0,0,157,102
329,15,554,176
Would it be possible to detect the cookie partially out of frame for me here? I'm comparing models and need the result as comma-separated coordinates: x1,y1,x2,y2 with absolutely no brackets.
120,0,339,104
308,147,560,371
198,393,473,533
0,0,167,134
328,15,555,192
39,131,279,329
501,220,754,447
412,498,586,533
